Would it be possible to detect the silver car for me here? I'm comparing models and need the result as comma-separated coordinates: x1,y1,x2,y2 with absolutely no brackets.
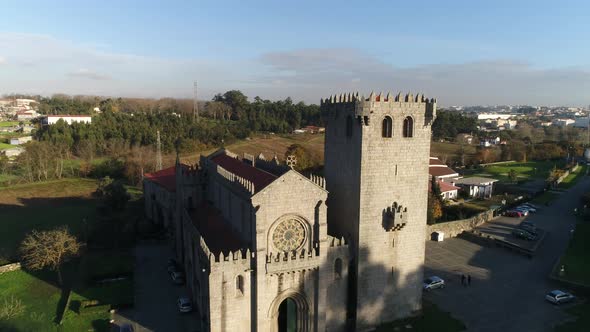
423,276,445,291
545,290,575,305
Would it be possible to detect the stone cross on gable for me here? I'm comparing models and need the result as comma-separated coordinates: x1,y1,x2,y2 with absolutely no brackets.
286,155,297,169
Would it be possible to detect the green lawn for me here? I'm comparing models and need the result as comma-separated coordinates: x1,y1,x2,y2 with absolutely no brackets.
557,222,590,286
474,160,564,182
376,301,465,332
0,178,99,264
0,269,62,332
0,142,13,150
558,165,587,189
0,121,18,127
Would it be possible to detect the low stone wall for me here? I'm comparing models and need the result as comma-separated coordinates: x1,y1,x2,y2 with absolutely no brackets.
0,262,21,274
426,210,495,239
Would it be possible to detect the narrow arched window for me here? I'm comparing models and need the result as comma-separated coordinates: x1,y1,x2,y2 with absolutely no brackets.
403,116,414,138
382,116,392,138
346,116,353,137
334,258,343,280
236,275,244,296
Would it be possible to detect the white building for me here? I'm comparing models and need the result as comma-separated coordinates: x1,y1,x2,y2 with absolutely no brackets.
552,118,575,127
10,136,33,145
453,177,498,199
2,147,25,158
43,115,92,125
16,110,38,120
16,99,37,107
477,113,514,120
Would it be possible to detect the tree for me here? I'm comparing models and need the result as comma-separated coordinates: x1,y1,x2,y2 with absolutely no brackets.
96,177,130,212
285,144,314,171
19,227,81,286
508,169,518,183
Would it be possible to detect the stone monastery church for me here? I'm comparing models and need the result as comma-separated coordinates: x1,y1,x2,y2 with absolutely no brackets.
144,92,437,332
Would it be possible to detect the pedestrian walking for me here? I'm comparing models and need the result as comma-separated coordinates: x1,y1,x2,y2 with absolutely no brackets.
461,274,466,286
467,274,471,286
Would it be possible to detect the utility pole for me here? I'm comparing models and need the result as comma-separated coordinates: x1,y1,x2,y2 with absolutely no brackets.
193,81,199,121
156,130,163,171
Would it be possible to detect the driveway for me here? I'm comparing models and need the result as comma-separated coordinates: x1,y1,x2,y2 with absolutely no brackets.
111,243,201,332
424,177,589,332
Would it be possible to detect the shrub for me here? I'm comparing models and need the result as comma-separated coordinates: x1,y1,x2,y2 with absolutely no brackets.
0,295,26,320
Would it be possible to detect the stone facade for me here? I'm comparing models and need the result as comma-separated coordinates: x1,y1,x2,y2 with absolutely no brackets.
322,92,436,330
426,210,494,239
144,91,436,332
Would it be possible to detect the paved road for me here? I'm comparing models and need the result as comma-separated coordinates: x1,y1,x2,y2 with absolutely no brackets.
111,243,201,332
424,177,589,332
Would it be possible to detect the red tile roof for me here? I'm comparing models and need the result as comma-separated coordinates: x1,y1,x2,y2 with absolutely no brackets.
144,166,181,192
190,202,244,254
438,180,460,193
210,153,277,192
429,158,445,166
429,166,458,177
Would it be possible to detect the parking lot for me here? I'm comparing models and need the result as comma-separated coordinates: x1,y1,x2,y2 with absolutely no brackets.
111,243,201,332
424,177,589,332
475,214,545,251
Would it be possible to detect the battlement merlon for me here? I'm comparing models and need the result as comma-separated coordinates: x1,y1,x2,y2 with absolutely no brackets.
320,91,437,125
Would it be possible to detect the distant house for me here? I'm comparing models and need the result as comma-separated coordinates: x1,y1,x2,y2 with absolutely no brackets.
10,136,33,145
429,179,460,200
453,177,498,199
2,147,24,158
16,110,38,120
303,126,325,134
429,157,459,181
43,115,92,125
479,137,500,147
552,118,575,127
456,133,473,145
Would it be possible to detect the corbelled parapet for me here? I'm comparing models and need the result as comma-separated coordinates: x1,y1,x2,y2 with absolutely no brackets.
265,248,322,275
309,174,326,189
255,153,290,176
210,248,254,264
201,155,256,195
327,235,348,247
321,91,437,126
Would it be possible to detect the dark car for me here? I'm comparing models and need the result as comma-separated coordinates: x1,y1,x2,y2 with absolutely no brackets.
512,228,537,241
506,210,523,217
518,222,538,235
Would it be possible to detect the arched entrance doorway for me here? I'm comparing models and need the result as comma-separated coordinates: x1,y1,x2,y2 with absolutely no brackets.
278,298,297,332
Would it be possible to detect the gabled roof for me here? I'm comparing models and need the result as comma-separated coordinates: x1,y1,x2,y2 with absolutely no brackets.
144,165,185,192
454,177,498,186
210,152,277,193
190,202,244,254
438,180,460,193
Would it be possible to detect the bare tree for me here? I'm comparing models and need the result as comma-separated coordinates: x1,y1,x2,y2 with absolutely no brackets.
19,227,81,286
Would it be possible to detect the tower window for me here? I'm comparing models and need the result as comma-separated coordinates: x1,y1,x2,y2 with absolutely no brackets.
346,116,353,137
382,116,392,138
334,258,343,280
403,116,414,138
236,275,244,296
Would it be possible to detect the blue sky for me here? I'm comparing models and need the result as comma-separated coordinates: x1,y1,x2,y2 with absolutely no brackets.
1,0,590,105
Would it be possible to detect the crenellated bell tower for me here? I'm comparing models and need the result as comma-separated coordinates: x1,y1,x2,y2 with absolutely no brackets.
322,91,436,330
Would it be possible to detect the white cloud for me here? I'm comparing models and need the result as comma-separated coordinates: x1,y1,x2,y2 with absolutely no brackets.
1,32,590,106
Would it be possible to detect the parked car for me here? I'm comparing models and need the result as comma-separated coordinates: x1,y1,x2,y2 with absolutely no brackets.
512,228,537,241
522,203,539,209
177,296,193,313
518,221,538,235
170,271,185,285
423,276,445,291
506,210,524,217
545,290,575,305
512,208,529,216
517,205,536,213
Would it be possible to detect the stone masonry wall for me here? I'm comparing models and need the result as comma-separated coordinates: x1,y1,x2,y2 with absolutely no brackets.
426,210,495,239
0,262,21,274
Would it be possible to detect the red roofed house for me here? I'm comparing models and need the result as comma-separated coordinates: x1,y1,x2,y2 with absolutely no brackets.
428,157,460,200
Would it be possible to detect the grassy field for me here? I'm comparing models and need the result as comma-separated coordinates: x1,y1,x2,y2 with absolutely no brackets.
0,121,18,127
376,301,465,331
0,178,98,264
473,160,564,182
430,141,477,162
558,165,587,189
0,142,13,150
0,269,63,332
